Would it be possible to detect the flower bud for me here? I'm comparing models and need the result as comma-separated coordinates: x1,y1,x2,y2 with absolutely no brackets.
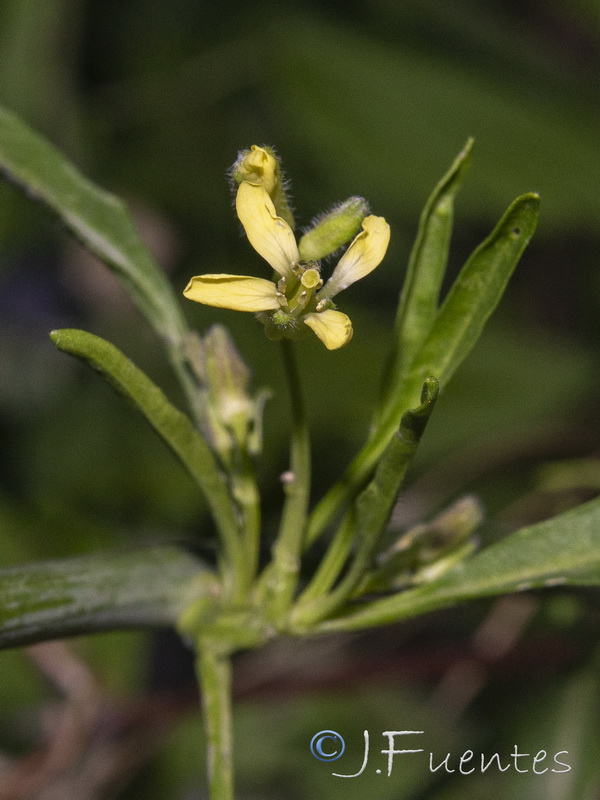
231,145,278,195
185,326,266,462
230,145,295,229
298,196,369,261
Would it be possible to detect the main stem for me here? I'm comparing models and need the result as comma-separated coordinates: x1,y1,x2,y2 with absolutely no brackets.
267,339,311,618
197,647,234,800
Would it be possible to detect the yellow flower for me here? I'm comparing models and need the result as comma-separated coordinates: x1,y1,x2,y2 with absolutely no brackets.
184,182,390,350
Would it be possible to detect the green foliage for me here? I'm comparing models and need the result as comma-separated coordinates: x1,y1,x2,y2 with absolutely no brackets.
0,108,185,346
0,545,213,648
306,188,540,544
49,328,241,566
389,138,473,381
0,101,595,799
320,495,600,632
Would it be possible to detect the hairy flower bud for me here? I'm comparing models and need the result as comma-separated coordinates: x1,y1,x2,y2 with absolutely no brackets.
298,196,370,261
230,145,295,229
185,326,267,461
231,145,278,194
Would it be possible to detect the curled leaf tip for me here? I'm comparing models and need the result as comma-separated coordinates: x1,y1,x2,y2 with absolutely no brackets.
421,376,439,406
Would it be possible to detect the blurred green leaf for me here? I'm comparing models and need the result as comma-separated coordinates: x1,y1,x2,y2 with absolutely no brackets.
0,545,214,649
271,16,600,230
0,0,81,147
504,659,600,799
321,494,600,632
0,106,187,346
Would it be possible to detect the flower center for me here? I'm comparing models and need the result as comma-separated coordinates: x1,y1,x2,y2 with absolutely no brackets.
283,262,323,316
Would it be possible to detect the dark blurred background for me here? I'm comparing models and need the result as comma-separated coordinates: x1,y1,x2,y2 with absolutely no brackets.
1,1,600,797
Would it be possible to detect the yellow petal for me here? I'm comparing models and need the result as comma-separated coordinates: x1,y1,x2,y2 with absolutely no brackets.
319,215,390,299
183,274,281,312
303,310,354,350
235,182,299,280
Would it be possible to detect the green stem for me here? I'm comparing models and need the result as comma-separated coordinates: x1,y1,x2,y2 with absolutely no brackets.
265,340,311,618
231,453,262,583
295,510,356,608
169,342,207,428
295,379,438,629
304,377,419,547
197,648,234,800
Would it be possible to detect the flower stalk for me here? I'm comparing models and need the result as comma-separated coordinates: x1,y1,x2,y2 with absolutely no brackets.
264,339,312,619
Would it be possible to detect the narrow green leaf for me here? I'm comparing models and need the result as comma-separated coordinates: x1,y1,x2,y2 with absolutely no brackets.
50,328,244,577
306,192,540,545
353,377,439,553
0,106,187,346
404,192,540,399
381,139,473,411
0,545,217,650
318,494,600,633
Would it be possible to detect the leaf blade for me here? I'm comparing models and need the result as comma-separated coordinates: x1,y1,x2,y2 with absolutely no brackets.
319,495,600,632
0,106,187,345
407,192,541,394
0,545,216,650
383,138,473,404
50,328,243,575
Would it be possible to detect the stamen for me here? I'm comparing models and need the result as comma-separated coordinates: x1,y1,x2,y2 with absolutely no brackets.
276,291,289,310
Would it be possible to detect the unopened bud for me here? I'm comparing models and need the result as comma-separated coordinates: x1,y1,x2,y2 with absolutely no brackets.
186,325,268,461
298,196,369,261
230,145,295,229
231,145,278,195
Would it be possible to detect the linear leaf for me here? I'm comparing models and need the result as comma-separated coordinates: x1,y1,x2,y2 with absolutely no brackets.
318,495,600,633
50,328,243,573
0,545,216,649
354,377,439,554
0,106,187,346
404,192,540,399
381,139,473,412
